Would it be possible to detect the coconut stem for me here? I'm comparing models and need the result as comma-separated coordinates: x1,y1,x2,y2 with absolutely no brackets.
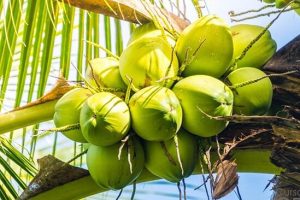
192,0,203,18
130,181,136,200
140,1,164,31
66,149,88,164
178,49,190,74
197,107,300,129
195,141,211,199
167,0,188,22
229,4,275,18
230,7,297,22
235,186,243,200
85,61,126,94
227,3,293,72
71,62,98,94
182,178,187,200
179,39,206,75
228,70,298,90
140,0,178,38
177,182,182,200
152,2,179,38
35,123,81,137
230,0,300,22
163,47,176,87
156,75,182,84
124,75,139,103
174,135,184,176
83,40,119,60
87,60,102,90
125,76,132,104
228,70,299,89
195,163,211,200
140,1,171,39
116,189,123,200
0,100,57,135
100,88,126,93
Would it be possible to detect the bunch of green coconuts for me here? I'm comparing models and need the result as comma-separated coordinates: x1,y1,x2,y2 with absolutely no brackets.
53,14,277,190
263,0,300,15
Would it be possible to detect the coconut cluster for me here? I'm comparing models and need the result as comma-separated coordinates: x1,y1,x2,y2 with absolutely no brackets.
53,14,276,189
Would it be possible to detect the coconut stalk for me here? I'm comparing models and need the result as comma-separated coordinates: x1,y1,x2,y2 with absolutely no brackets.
19,148,279,200
0,78,73,135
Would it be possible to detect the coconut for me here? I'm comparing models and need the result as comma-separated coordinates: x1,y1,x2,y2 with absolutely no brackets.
225,67,273,115
80,92,130,146
263,0,275,3
119,36,179,90
175,14,233,78
144,129,198,183
127,22,175,46
53,88,92,143
172,75,233,137
87,136,145,190
129,86,182,141
275,0,292,8
292,2,300,15
231,24,277,69
85,57,126,90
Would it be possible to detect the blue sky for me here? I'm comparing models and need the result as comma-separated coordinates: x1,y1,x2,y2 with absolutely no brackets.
89,173,274,200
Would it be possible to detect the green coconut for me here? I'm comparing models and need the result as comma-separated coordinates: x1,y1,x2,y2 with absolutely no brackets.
275,0,292,8
119,36,179,90
53,88,92,143
175,14,233,78
144,129,198,183
172,75,233,137
129,86,182,141
291,2,300,15
263,0,275,3
127,22,175,46
80,92,130,146
85,57,126,90
87,136,145,190
231,24,277,69
225,67,273,115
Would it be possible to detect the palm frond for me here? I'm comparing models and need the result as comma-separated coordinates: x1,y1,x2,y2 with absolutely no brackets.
76,9,85,80
14,0,39,108
0,0,141,197
114,18,123,56
0,136,37,199
0,0,24,110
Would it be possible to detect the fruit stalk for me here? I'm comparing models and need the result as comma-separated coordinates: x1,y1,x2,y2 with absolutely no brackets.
0,100,57,135
26,148,280,200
